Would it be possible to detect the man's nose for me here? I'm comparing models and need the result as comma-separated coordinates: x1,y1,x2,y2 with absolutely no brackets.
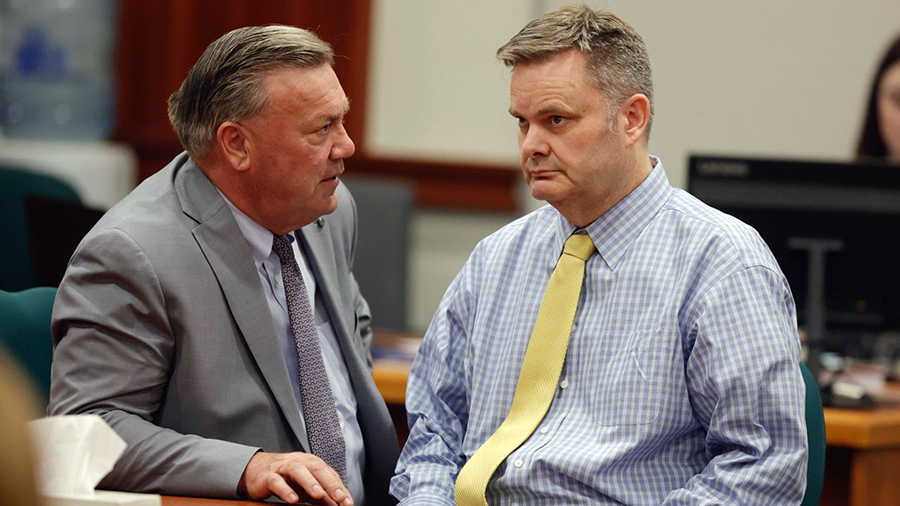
520,127,550,159
332,124,356,159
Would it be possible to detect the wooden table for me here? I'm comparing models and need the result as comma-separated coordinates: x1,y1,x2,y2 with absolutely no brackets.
162,498,259,506
372,359,413,446
820,404,900,506
372,359,412,405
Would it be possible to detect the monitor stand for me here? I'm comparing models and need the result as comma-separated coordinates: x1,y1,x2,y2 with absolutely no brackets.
787,238,877,408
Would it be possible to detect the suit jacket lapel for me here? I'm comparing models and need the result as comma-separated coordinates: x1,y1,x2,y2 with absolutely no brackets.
299,217,401,501
297,221,381,411
175,159,311,451
296,220,363,367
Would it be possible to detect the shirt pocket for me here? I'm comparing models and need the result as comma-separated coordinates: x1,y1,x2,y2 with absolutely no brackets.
593,332,667,426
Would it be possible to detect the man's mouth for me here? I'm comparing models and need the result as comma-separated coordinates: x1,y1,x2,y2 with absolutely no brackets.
528,169,559,179
322,168,344,182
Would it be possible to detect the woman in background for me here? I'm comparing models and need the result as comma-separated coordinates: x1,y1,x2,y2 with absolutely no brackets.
858,33,900,162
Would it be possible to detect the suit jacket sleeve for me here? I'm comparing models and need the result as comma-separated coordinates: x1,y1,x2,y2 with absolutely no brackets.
49,227,259,498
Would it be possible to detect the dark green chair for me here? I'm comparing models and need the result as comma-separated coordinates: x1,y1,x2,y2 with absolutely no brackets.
0,166,80,291
800,361,826,506
0,287,57,406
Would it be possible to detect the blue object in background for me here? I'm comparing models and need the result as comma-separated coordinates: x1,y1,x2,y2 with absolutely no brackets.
15,25,69,79
0,0,119,140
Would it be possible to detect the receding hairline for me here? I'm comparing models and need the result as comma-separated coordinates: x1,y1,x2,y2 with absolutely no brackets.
167,24,337,158
252,63,352,121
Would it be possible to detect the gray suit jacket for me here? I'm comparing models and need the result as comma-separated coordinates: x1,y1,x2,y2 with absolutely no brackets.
49,153,399,504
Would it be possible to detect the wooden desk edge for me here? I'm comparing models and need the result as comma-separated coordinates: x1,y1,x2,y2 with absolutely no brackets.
824,406,900,448
372,359,411,405
162,496,259,505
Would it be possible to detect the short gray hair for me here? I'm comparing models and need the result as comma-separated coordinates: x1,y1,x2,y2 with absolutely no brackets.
497,4,653,136
168,25,334,158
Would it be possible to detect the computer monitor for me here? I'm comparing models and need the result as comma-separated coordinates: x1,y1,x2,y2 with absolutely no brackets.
687,155,900,363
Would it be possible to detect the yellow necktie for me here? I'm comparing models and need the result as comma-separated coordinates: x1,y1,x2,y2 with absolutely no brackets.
455,233,596,506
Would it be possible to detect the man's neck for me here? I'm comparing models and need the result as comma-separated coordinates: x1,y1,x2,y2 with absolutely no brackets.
556,151,654,227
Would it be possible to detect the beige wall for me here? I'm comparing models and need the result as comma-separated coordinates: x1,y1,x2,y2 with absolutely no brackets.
368,0,900,331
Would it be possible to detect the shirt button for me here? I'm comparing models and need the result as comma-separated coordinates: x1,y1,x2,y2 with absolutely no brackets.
514,459,523,468
540,426,549,434
559,379,569,389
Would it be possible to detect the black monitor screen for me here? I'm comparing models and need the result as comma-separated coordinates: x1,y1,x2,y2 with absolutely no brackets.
687,155,900,358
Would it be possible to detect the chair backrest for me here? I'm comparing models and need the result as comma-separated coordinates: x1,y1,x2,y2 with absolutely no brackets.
800,361,826,506
26,195,105,287
0,166,80,291
0,287,58,405
343,177,414,331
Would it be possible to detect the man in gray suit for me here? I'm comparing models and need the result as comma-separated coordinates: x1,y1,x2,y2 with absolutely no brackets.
49,25,399,506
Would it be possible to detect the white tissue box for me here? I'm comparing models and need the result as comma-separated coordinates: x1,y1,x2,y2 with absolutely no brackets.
40,490,161,506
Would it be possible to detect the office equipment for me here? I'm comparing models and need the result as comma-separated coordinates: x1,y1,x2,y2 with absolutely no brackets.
688,155,900,379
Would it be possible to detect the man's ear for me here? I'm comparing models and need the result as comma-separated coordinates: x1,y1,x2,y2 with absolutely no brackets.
217,121,252,171
618,94,651,148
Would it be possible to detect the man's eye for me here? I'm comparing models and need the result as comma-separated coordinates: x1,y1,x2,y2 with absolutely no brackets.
320,124,331,133
550,115,565,125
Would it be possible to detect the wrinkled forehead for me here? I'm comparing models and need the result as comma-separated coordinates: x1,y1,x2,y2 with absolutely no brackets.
258,64,349,113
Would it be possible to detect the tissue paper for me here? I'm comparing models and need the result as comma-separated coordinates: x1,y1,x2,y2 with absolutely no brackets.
28,415,161,506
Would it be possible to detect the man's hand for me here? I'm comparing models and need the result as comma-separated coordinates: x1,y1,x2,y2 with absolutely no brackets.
238,451,352,505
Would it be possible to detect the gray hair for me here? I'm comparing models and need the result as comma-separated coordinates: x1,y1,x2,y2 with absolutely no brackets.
497,4,653,136
167,25,334,158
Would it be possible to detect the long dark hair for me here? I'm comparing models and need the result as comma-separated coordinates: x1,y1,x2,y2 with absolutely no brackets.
857,33,900,159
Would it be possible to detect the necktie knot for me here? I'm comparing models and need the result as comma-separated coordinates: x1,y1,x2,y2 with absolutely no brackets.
563,234,595,261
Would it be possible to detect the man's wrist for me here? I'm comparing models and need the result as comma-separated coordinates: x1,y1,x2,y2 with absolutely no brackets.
236,450,263,498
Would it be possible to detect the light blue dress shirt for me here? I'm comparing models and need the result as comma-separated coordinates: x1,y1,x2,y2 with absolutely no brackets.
392,158,807,505
221,195,366,505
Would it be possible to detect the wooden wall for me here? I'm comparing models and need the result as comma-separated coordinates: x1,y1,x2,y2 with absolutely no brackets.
114,0,517,211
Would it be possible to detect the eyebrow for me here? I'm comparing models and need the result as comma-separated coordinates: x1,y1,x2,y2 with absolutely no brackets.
318,98,352,124
509,104,573,118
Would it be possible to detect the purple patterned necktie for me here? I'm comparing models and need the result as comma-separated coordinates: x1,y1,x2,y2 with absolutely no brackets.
272,234,347,482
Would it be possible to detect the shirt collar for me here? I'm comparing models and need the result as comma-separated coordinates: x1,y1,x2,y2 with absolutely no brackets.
217,190,292,266
553,156,671,270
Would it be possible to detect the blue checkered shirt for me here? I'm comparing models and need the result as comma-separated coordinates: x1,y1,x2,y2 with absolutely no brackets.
391,159,807,505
